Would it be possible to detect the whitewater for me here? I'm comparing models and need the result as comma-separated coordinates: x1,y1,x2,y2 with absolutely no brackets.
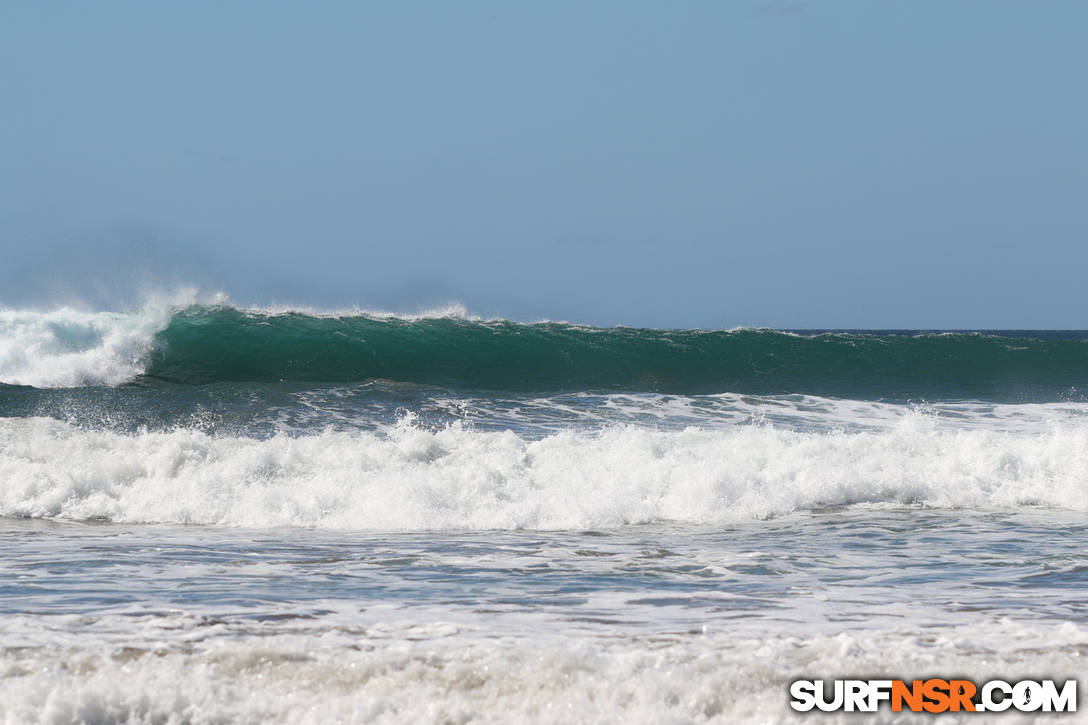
2,302,1088,723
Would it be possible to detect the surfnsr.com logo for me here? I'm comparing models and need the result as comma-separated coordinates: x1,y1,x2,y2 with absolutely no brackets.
789,679,1076,713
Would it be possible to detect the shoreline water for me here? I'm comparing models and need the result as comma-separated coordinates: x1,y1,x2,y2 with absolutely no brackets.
3,510,1087,722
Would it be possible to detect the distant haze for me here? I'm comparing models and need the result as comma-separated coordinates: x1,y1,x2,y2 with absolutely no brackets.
2,1,1085,328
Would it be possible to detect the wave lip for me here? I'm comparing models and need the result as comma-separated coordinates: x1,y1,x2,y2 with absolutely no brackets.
4,415,1088,530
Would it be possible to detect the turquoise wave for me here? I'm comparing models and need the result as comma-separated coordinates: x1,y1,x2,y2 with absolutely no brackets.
137,306,1088,400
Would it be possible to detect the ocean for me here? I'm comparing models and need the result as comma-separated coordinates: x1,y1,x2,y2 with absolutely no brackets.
2,302,1088,723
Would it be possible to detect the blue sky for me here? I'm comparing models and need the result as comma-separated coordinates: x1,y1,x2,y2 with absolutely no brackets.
1,1,1085,328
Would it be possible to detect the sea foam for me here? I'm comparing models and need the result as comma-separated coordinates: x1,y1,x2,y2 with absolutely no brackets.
2,414,1086,530
0,307,172,388
2,611,1084,725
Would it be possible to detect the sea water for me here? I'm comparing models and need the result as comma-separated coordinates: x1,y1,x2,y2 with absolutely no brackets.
2,303,1088,723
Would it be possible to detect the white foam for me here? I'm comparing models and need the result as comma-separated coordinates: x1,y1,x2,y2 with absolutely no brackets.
3,413,1088,530
1,612,1083,724
0,290,218,388
0,307,173,388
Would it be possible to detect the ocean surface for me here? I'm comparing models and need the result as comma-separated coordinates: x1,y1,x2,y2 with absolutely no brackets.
2,303,1088,723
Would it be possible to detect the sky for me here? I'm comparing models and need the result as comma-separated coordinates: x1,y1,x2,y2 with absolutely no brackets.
1,0,1085,328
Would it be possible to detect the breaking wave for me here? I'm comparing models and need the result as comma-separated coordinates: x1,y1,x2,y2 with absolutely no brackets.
3,414,1087,530
2,303,1088,400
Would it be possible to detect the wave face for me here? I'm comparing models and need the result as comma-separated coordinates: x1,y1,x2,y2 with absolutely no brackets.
3,304,1088,400
4,414,1088,530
